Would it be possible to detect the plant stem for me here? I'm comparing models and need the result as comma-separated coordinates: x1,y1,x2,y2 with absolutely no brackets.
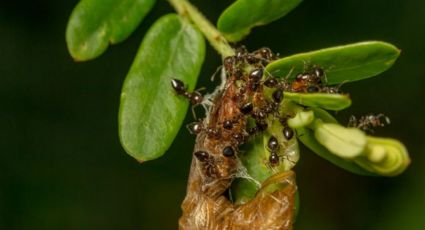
167,0,235,57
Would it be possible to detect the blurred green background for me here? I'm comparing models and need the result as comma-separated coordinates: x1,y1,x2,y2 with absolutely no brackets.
1,0,424,229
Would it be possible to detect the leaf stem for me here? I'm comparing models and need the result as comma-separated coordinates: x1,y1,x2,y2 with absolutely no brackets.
167,0,235,57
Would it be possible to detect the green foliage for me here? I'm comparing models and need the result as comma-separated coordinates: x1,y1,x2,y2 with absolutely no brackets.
217,0,302,42
66,0,409,214
284,92,351,111
66,0,155,61
266,41,400,84
119,14,205,162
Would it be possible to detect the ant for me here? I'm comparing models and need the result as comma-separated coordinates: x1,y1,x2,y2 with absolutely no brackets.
194,150,219,178
251,102,278,123
266,135,297,170
247,120,268,136
348,113,391,133
247,68,264,91
253,47,278,66
222,115,243,130
290,66,325,93
265,136,281,167
171,78,204,118
239,102,254,115
263,73,291,92
279,117,294,140
231,132,247,146
186,121,221,138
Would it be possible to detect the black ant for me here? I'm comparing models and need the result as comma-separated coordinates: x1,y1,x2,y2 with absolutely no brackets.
222,115,243,130
186,121,221,138
263,77,279,88
267,136,280,151
253,47,278,65
223,56,243,78
348,113,391,133
186,121,203,135
279,117,294,140
231,132,246,146
248,68,264,91
272,89,284,103
263,76,291,93
266,136,296,168
290,66,325,93
251,102,278,123
283,126,294,140
265,136,281,167
193,150,218,178
171,78,204,118
320,86,340,94
239,102,254,115
247,120,268,135
171,78,203,104
269,152,280,167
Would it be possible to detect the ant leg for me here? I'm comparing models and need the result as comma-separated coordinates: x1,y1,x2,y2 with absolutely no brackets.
336,80,349,92
294,129,304,138
191,104,199,120
365,127,375,134
348,115,357,127
210,65,223,82
284,67,295,81
196,87,207,92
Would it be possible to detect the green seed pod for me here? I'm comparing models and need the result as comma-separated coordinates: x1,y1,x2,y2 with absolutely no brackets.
313,119,367,159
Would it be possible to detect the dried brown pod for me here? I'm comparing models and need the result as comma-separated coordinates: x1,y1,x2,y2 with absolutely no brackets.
179,153,296,230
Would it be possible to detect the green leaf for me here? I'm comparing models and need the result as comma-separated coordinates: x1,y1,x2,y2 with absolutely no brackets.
285,92,351,111
296,127,376,176
266,41,400,84
66,0,156,61
119,14,205,162
217,0,302,42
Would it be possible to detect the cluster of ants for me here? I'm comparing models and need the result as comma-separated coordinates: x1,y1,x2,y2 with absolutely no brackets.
172,46,390,178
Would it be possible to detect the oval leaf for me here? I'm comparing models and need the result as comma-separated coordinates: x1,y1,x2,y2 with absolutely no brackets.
217,0,302,42
285,92,351,111
266,41,400,84
66,0,156,61
119,14,205,162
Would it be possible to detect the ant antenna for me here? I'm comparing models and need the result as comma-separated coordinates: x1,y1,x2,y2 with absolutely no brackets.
210,65,223,82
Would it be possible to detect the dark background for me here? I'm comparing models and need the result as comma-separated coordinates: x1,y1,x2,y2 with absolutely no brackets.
1,0,424,229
